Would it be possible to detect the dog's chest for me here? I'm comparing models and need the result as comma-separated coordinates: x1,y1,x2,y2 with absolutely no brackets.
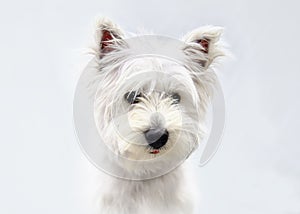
99,167,194,214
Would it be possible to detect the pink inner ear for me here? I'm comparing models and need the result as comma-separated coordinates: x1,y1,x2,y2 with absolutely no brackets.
101,30,114,50
197,38,210,54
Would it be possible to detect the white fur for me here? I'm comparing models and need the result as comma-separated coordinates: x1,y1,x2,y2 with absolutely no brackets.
88,17,226,214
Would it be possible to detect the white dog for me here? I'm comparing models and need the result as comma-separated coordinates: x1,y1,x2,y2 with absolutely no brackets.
89,17,226,214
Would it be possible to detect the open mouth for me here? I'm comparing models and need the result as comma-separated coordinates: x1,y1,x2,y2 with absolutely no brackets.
149,149,160,154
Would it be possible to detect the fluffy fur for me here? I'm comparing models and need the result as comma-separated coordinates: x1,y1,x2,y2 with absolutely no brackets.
89,17,226,214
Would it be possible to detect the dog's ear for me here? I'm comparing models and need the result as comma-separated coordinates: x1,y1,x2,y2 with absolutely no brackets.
94,17,125,57
183,26,225,69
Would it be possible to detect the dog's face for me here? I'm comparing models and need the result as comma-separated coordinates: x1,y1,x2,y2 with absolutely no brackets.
92,18,225,175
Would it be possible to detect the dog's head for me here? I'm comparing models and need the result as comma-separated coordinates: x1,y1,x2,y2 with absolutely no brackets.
92,18,225,177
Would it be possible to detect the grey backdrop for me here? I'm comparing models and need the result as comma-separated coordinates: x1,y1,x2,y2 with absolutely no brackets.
0,0,299,213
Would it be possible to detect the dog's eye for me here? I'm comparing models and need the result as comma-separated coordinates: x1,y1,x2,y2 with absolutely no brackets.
124,91,142,104
171,93,181,104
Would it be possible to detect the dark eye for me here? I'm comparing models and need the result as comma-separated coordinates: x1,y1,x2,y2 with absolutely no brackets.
171,93,181,104
124,91,142,104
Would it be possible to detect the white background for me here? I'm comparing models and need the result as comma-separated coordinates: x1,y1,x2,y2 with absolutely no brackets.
0,0,299,213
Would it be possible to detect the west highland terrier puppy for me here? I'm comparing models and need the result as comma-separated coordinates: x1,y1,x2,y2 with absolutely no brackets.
88,17,226,214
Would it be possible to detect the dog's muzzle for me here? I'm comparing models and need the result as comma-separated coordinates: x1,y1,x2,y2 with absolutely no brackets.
144,128,169,149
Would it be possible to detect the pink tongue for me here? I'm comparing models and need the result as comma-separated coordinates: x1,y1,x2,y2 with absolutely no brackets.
150,150,160,154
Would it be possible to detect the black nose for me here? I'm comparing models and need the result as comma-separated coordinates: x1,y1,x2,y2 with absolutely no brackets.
144,128,169,149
